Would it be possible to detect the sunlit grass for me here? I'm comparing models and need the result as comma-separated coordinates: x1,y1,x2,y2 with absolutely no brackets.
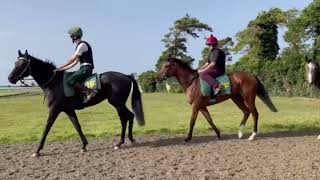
0,93,320,144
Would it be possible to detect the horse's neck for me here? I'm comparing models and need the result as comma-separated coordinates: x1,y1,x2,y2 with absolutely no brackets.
30,60,55,88
175,67,197,90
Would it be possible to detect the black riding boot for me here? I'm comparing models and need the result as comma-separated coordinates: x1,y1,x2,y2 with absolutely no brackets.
74,83,96,104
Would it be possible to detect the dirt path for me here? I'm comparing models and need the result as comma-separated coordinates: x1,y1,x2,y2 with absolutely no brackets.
1,133,319,180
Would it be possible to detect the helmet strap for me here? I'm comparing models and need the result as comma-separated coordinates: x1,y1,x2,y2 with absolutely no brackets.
71,35,80,43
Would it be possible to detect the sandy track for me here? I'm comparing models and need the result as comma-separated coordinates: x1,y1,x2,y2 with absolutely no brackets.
1,133,319,180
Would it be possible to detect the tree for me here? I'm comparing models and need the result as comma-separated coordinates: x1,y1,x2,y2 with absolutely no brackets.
138,71,159,93
285,0,320,58
234,8,295,62
155,50,170,72
156,14,213,71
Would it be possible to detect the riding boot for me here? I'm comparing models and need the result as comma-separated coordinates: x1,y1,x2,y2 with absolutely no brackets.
74,83,96,104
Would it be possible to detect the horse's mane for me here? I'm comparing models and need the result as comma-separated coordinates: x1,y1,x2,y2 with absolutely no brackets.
170,57,197,73
30,55,56,70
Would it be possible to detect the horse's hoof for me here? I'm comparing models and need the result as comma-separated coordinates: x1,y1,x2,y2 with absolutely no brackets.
81,149,87,153
238,125,245,139
184,138,191,143
248,132,257,141
31,152,40,158
238,131,243,139
317,135,320,140
114,146,120,150
129,139,136,143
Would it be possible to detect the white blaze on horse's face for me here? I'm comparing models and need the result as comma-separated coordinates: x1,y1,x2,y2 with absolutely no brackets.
306,62,317,84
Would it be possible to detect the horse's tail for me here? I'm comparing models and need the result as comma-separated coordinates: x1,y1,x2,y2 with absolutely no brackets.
130,76,145,126
256,78,278,112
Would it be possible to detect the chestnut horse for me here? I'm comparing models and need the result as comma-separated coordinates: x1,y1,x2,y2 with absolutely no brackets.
159,57,278,142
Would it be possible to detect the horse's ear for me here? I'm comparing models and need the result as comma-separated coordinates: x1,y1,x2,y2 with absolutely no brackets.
18,50,22,57
25,50,29,55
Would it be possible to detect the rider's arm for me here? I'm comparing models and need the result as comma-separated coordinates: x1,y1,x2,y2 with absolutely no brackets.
198,49,218,73
199,62,215,73
199,63,209,70
58,54,79,70
60,55,80,71
58,43,88,71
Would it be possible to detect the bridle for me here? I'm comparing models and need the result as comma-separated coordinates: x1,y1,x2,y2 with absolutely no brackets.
164,61,199,89
16,57,56,88
16,56,57,104
17,57,32,87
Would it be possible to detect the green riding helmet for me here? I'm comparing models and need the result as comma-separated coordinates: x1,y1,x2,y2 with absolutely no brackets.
68,26,83,38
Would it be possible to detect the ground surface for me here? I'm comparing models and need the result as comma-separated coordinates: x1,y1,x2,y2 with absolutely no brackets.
1,133,319,180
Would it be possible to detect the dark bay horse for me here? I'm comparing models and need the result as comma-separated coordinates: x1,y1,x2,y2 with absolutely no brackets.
305,60,320,139
159,57,277,142
8,50,145,157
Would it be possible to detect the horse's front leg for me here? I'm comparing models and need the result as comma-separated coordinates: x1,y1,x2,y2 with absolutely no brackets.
65,110,88,152
184,105,199,142
31,108,60,157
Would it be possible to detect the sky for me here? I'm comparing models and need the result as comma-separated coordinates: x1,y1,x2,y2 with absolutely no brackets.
0,0,313,85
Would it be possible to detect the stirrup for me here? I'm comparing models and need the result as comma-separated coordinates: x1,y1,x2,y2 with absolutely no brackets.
213,85,223,95
82,91,96,103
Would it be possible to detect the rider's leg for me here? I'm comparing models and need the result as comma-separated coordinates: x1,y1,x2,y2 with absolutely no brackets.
67,66,96,103
199,69,222,94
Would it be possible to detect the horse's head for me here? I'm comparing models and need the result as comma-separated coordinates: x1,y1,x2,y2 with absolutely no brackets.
305,57,320,84
159,56,178,81
8,50,32,84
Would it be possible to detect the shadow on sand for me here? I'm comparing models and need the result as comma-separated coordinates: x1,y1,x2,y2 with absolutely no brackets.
126,130,319,149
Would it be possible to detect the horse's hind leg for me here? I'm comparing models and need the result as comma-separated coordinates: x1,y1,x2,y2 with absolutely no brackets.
200,107,220,139
243,95,258,141
65,110,88,152
118,106,135,143
114,105,129,150
126,108,135,143
231,96,250,139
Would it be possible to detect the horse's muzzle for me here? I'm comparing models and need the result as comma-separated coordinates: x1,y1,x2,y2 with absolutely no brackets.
159,75,167,82
8,74,18,84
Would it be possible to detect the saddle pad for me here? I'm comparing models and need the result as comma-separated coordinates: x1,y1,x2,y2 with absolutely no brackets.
200,74,232,97
63,72,101,97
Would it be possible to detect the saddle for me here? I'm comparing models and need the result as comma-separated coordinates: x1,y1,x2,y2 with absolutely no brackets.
63,72,101,97
200,74,232,104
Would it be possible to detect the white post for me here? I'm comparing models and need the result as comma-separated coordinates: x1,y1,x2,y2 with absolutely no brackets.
165,81,171,93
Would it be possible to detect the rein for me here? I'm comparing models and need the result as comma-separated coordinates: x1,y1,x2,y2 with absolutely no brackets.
184,73,199,88
17,57,57,104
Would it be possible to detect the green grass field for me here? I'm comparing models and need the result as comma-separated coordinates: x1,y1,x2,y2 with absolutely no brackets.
0,88,42,97
1,93,320,144
0,89,19,96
